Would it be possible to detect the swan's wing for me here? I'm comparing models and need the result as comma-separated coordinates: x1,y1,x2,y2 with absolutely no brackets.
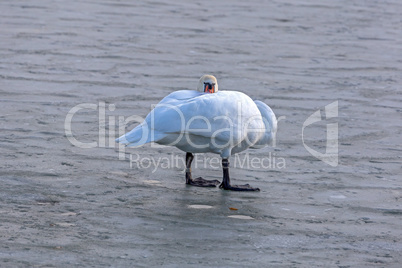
151,91,262,146
115,90,203,147
116,90,264,148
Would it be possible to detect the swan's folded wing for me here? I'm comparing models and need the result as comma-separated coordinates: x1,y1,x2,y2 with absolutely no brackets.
150,91,260,145
115,91,200,146
116,90,265,149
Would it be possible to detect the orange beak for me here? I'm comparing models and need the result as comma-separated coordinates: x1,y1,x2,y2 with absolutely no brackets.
204,83,215,93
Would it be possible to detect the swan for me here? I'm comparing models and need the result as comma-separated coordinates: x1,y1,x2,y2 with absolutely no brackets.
116,75,277,191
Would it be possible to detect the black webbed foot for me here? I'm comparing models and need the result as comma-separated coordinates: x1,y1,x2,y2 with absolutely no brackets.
219,158,260,191
187,177,220,187
219,183,260,191
185,153,220,188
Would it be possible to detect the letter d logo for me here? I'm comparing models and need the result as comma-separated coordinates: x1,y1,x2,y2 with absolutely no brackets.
302,101,338,167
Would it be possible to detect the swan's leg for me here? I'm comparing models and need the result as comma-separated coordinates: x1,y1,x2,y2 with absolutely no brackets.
185,152,220,187
219,158,260,191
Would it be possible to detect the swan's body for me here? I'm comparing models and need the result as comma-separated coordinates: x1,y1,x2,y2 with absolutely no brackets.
116,90,276,157
116,75,277,191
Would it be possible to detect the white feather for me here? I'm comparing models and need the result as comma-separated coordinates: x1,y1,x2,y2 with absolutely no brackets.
116,90,277,158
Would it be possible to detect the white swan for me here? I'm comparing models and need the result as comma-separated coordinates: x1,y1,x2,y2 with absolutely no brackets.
116,75,277,191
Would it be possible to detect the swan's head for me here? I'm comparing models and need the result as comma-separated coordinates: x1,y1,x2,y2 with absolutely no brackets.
197,74,218,93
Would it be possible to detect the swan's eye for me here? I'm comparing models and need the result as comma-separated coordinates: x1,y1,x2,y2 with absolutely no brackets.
204,82,215,93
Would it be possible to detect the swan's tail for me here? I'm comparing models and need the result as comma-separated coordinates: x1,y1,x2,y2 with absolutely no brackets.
252,100,277,148
115,123,151,147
